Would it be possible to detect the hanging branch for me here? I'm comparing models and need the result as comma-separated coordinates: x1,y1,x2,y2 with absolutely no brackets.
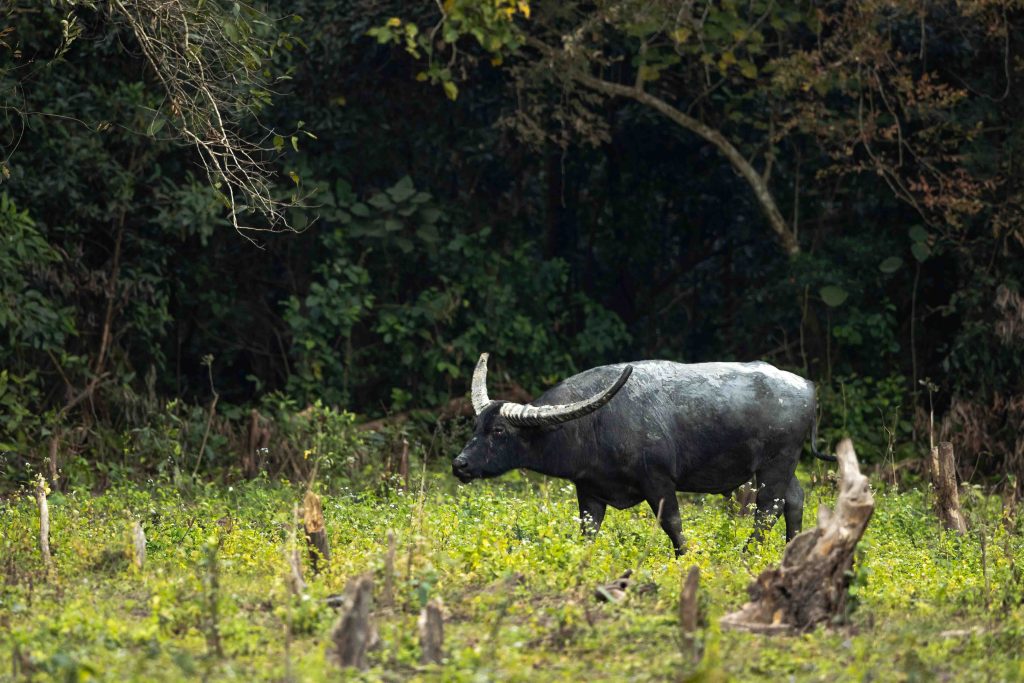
107,0,302,239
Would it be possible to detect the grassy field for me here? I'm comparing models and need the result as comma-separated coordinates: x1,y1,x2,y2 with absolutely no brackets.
2,465,1023,682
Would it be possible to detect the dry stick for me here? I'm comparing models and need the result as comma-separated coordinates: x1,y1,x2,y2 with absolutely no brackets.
382,531,396,610
35,475,53,579
418,598,445,665
398,438,410,491
193,357,220,477
405,457,430,586
47,433,60,491
285,504,306,596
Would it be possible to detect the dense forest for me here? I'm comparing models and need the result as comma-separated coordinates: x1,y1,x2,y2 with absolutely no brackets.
2,1,1023,482
2,2,1024,680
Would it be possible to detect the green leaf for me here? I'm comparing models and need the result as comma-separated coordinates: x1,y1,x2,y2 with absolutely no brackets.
908,225,928,243
387,176,416,202
350,203,370,217
147,116,166,137
443,80,459,101
417,224,440,243
878,257,903,273
820,285,849,307
368,193,394,210
911,242,931,262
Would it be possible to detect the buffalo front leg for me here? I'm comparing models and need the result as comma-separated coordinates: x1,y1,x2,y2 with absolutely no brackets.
646,490,685,557
576,489,607,537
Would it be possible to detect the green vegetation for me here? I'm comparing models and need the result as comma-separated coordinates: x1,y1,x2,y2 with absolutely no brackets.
2,1,1024,680
3,462,1023,681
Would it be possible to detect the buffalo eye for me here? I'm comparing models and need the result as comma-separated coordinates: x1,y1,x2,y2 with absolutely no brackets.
492,425,505,436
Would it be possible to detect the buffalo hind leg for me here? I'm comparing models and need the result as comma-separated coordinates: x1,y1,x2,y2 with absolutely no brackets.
646,491,685,558
783,476,805,541
576,489,607,537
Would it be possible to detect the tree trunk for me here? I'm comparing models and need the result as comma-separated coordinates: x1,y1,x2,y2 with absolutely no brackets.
720,438,873,634
929,441,967,535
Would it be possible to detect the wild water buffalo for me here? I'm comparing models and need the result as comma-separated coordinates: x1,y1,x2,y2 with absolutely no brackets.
452,354,835,556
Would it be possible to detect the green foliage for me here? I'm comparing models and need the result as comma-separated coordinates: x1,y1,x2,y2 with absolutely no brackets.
283,175,630,410
2,473,1024,680
0,195,77,451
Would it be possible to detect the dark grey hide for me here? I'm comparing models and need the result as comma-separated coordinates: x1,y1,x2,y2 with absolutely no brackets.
452,360,834,556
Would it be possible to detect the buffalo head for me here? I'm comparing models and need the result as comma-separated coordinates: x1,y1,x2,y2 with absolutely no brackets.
452,353,632,482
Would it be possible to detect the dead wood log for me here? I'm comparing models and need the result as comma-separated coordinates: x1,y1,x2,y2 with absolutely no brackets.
929,441,968,535
418,598,445,664
130,520,146,570
720,438,873,634
35,475,54,579
303,490,330,574
328,574,378,670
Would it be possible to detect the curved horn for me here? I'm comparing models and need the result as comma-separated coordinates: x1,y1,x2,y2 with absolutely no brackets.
500,365,633,427
471,353,492,415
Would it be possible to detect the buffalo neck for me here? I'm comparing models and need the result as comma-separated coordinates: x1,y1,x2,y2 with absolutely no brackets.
516,425,589,482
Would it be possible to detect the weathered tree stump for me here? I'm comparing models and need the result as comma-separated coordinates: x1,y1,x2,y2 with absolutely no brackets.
678,565,700,634
678,565,701,660
929,441,967,535
328,574,377,670
130,520,146,570
303,490,331,574
418,598,445,664
720,438,873,634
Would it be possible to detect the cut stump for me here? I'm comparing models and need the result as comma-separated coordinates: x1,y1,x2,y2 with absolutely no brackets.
929,441,967,535
303,490,331,574
130,520,146,570
328,574,377,670
720,438,873,634
418,598,445,664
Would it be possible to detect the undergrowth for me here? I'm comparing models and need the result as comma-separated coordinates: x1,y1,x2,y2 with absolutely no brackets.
1,466,1023,681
